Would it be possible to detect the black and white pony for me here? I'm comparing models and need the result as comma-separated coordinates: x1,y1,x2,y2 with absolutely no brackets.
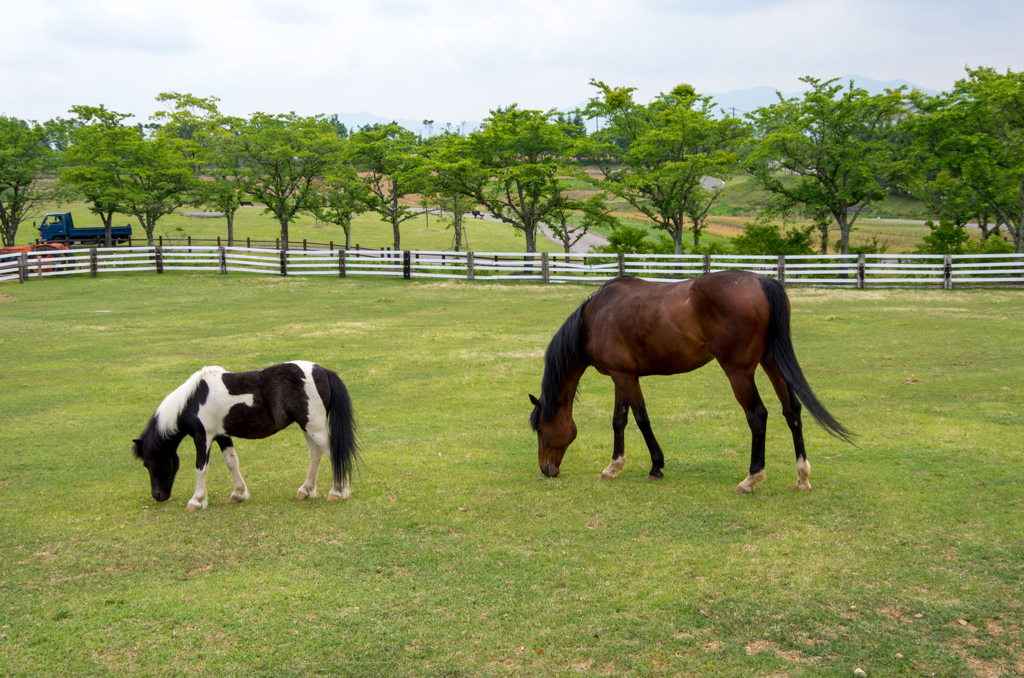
132,361,357,510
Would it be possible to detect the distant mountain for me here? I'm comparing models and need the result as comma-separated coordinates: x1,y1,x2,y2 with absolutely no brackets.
707,75,942,116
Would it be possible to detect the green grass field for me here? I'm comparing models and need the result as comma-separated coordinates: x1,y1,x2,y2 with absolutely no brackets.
2,273,1023,677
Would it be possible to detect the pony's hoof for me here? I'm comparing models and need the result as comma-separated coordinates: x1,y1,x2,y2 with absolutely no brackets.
187,501,205,511
328,486,352,501
229,491,249,503
296,488,315,500
648,470,664,480
795,481,812,491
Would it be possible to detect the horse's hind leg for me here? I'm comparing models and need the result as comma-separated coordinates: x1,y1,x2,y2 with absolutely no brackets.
296,432,323,500
216,436,249,503
724,367,769,494
762,362,811,490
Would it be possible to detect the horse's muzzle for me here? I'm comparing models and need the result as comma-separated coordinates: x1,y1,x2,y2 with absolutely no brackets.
152,490,171,502
541,463,560,478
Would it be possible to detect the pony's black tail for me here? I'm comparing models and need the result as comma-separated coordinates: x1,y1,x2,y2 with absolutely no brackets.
325,369,358,484
759,276,855,444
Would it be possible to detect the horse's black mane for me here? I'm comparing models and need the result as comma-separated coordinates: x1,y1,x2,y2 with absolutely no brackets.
530,296,593,430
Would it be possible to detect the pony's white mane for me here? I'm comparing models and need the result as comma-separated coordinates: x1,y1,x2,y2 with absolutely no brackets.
155,366,225,435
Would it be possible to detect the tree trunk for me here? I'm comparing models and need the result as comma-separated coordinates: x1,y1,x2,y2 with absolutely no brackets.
280,216,290,251
101,211,114,248
454,208,463,252
391,179,401,250
227,209,235,247
819,222,829,255
344,216,352,249
524,223,536,254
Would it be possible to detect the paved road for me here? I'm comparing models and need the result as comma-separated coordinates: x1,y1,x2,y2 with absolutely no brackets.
461,211,609,253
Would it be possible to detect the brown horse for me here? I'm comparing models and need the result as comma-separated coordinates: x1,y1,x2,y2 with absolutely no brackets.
529,271,852,492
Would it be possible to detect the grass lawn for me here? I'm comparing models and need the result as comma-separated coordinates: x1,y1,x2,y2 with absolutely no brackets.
1,273,1022,677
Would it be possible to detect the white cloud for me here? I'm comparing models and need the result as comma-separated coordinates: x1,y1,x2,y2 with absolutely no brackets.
0,0,1019,124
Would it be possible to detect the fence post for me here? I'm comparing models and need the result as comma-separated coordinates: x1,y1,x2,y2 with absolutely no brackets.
339,249,346,278
777,254,785,287
247,237,251,248
403,250,411,279
857,254,866,289
217,236,221,247
944,254,952,290
89,248,98,278
617,252,625,277
18,253,27,284
36,254,43,280
467,252,475,280
155,246,163,274
541,252,550,284
703,254,711,276
303,239,307,251
219,247,227,274
280,249,288,276
159,235,163,247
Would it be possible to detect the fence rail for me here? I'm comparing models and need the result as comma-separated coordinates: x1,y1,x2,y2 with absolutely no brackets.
3,247,1024,288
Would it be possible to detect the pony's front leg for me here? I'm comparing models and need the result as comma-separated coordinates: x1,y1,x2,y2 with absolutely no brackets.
187,433,214,511
296,432,323,500
216,436,249,502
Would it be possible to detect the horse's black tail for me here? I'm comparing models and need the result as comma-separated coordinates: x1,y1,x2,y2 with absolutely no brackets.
759,276,855,444
325,369,358,484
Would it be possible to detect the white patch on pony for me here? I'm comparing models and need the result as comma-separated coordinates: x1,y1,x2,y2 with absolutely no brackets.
290,360,329,448
187,463,210,511
222,446,249,502
735,469,767,494
195,371,255,438
796,457,812,490
600,456,626,480
155,366,224,436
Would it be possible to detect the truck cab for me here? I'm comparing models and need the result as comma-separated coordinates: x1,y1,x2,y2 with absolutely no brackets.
38,213,75,241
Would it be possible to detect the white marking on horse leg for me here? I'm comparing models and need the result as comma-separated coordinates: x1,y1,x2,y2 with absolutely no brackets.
735,469,767,494
795,458,812,490
327,479,352,501
600,456,625,480
222,446,249,502
296,432,322,500
187,464,210,510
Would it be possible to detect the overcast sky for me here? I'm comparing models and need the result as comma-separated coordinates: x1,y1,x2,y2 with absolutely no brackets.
1,0,1020,126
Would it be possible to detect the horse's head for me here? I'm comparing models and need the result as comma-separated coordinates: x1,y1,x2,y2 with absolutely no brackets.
529,394,576,478
132,422,181,502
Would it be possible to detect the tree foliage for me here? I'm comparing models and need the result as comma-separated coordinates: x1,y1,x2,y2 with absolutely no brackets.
0,116,53,247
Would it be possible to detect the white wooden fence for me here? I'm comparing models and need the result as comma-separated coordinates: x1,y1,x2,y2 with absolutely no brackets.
3,246,1023,288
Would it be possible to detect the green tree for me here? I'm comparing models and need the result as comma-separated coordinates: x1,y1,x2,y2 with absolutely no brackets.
345,124,423,251
910,67,1024,252
60,106,137,247
747,77,910,256
0,116,53,247
312,162,371,249
203,116,247,246
580,81,747,254
152,92,222,179
235,113,342,251
418,131,488,253
462,105,575,254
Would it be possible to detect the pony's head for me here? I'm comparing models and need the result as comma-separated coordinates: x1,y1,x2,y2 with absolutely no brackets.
132,417,181,502
529,394,576,478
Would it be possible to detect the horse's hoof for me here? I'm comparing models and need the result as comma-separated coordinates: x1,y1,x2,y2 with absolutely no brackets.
296,489,309,500
795,481,812,491
187,502,201,511
599,472,617,481
735,483,753,494
229,492,248,503
735,470,766,494
326,494,341,501
648,470,663,480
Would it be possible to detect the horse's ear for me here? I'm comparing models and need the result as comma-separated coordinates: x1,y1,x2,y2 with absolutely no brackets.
131,439,143,459
529,394,541,408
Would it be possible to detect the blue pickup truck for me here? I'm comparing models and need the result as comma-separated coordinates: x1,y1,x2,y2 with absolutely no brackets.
38,212,133,245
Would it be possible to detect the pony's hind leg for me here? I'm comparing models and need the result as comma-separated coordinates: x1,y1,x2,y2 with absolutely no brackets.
216,436,249,502
297,432,323,500
763,362,811,490
724,367,768,494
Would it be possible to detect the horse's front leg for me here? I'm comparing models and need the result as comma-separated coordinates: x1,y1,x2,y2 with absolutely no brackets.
187,433,215,511
600,383,629,480
216,436,250,503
